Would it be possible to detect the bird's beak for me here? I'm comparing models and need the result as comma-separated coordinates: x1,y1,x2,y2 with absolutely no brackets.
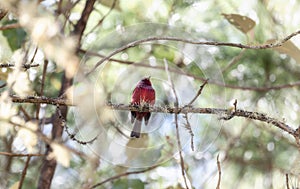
146,76,151,80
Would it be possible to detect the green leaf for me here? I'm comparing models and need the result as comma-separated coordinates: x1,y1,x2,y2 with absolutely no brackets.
222,13,256,34
2,20,26,51
152,45,175,61
112,179,145,189
100,0,121,11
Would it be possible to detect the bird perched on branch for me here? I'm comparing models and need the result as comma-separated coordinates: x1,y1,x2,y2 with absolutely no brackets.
130,77,155,138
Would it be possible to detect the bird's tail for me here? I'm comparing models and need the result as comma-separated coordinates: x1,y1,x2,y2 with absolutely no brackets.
131,120,142,138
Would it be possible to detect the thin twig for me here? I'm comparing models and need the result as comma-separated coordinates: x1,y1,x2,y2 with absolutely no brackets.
202,124,249,186
88,0,117,33
0,83,6,88
81,49,300,92
19,106,31,121
3,136,14,176
184,113,194,151
286,173,290,189
87,30,300,75
0,151,44,157
90,164,160,188
114,123,131,139
0,23,21,30
0,63,39,68
18,155,31,189
233,99,237,112
56,104,98,145
29,46,38,64
221,49,246,73
36,59,48,119
216,154,221,189
164,59,189,189
0,9,7,21
187,79,209,106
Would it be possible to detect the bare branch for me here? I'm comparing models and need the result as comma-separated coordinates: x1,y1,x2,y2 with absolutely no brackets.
87,29,300,75
0,83,6,88
81,49,300,92
0,23,21,30
29,46,39,65
164,59,189,189
0,151,44,157
38,72,73,189
65,125,98,145
73,0,97,47
0,63,39,69
19,106,31,121
36,59,48,119
10,95,297,138
286,173,290,189
56,104,98,145
216,154,221,189
11,95,72,106
88,0,117,33
90,164,160,189
222,99,238,120
222,49,246,73
18,156,31,189
233,99,237,112
184,113,194,151
0,9,7,20
107,103,296,137
187,79,209,106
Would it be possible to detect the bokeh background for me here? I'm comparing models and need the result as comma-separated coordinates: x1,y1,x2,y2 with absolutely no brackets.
0,0,300,188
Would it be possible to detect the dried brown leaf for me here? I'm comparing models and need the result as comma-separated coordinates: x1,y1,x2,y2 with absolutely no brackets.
268,39,300,63
222,13,256,34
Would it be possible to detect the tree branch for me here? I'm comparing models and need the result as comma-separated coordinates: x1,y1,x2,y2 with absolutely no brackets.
36,59,48,119
286,173,290,189
90,164,160,189
187,79,208,106
216,154,221,189
18,156,31,189
73,0,96,47
107,103,296,137
38,1,96,187
81,49,300,92
37,75,72,189
88,0,117,34
10,94,297,137
0,151,44,157
9,91,297,137
0,23,21,30
11,95,72,106
0,63,39,68
165,59,189,189
184,113,194,151
87,29,300,75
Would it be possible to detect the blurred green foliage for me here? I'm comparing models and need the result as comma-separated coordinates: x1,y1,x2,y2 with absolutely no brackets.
1,0,300,189
2,20,26,51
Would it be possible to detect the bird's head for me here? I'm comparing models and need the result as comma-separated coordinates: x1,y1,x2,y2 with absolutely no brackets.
140,76,152,86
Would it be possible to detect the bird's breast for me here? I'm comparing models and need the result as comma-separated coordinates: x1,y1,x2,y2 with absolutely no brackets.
131,85,155,105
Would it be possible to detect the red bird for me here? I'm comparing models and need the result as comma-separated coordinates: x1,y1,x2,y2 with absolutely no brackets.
130,77,155,138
